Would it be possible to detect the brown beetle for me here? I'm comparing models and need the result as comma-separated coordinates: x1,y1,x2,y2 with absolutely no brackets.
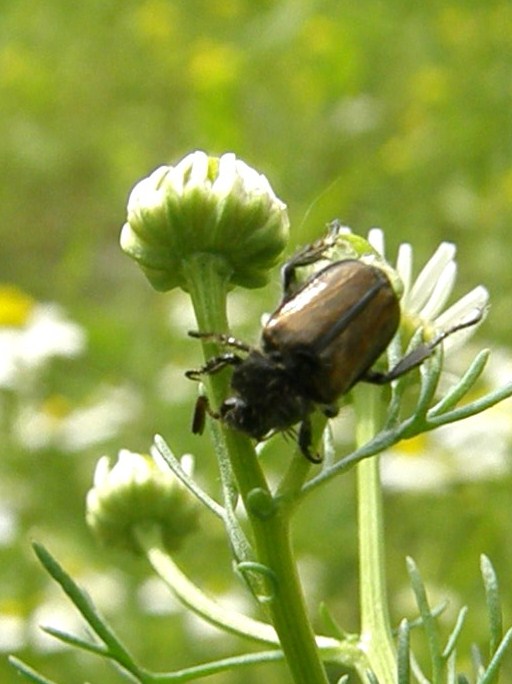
186,229,483,461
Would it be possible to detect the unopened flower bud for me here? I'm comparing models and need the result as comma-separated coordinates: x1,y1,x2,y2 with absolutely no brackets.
121,151,289,291
86,449,199,555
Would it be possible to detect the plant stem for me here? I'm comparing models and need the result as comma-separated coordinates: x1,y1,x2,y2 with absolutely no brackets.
182,254,329,684
139,526,279,645
355,384,397,683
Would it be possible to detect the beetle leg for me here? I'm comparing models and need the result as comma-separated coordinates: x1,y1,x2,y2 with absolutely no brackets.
186,331,253,380
281,245,327,294
363,307,486,385
188,331,252,353
280,224,342,297
185,352,244,380
191,395,221,434
298,417,322,463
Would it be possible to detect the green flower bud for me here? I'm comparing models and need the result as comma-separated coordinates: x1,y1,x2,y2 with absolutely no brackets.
325,227,404,299
86,449,199,555
120,150,289,291
288,223,404,300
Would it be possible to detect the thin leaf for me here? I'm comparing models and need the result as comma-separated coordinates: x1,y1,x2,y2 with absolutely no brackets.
34,543,123,647
409,652,430,684
206,418,257,571
397,619,410,684
336,676,350,684
41,625,108,656
365,669,380,684
318,601,348,641
152,435,225,519
446,650,457,684
428,382,512,429
32,543,145,679
397,600,448,633
150,649,285,682
406,557,443,681
471,643,485,681
413,346,443,419
303,425,401,494
8,657,59,684
479,627,512,684
428,350,489,417
480,555,503,657
442,606,468,660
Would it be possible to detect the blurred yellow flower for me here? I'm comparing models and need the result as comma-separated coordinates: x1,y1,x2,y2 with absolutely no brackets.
0,285,34,327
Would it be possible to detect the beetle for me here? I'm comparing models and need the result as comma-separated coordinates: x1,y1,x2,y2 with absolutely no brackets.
186,228,483,462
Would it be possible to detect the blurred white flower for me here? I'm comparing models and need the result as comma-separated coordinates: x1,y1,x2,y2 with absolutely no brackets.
381,345,512,491
0,501,19,546
77,569,127,613
137,576,181,616
183,588,253,644
0,613,25,652
14,384,141,452
0,302,85,389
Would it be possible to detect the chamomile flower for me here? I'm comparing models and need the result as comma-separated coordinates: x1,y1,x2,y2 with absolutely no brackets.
366,228,489,350
0,289,85,390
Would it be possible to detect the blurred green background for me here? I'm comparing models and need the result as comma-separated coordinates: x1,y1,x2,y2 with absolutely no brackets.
2,0,512,682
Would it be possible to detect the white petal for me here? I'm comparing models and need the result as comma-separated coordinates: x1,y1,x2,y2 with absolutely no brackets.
435,285,489,329
395,242,413,296
113,449,148,485
179,150,209,189
214,153,238,196
435,285,489,352
419,260,457,320
367,228,385,256
93,456,111,488
406,242,456,313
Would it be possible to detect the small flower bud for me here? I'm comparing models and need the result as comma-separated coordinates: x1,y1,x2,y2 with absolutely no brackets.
287,223,404,299
86,449,199,555
120,151,289,291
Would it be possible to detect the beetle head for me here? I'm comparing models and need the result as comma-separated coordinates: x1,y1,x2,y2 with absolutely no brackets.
221,350,311,440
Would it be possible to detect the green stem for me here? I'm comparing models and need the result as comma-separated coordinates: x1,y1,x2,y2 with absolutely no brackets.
355,385,396,683
139,525,279,645
182,253,329,684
